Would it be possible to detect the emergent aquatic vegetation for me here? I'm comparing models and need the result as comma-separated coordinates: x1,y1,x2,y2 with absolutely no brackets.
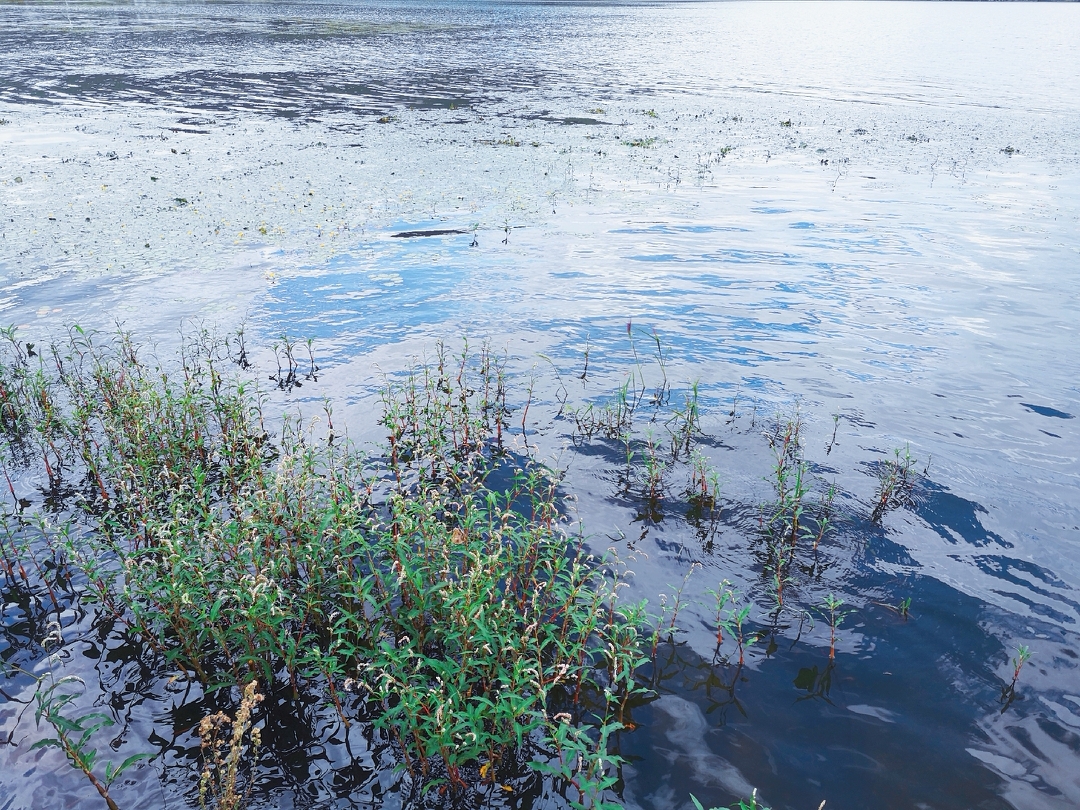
0,327,651,808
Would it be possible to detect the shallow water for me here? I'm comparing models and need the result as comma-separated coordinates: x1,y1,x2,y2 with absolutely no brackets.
2,2,1080,809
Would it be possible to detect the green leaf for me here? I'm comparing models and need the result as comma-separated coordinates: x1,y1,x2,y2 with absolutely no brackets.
106,752,153,784
82,748,98,771
48,714,82,734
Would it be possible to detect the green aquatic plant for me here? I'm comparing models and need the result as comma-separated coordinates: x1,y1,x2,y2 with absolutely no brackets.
764,411,810,545
871,444,917,522
707,583,758,667
641,427,666,503
30,674,150,810
761,411,817,609
687,448,720,509
693,783,826,809
667,381,701,460
15,624,153,810
816,594,853,660
569,375,639,442
825,412,840,455
1000,643,1033,713
897,596,912,619
646,564,700,667
1012,644,1032,681
0,327,650,806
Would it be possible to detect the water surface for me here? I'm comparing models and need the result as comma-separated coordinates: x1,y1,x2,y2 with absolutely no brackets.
1,2,1079,809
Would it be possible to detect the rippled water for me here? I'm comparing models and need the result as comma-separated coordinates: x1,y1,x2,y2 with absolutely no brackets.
2,2,1080,809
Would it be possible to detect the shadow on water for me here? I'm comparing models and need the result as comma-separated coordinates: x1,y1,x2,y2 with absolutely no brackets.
911,478,1009,549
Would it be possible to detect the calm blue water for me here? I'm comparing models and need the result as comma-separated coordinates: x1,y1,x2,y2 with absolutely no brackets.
1,2,1079,809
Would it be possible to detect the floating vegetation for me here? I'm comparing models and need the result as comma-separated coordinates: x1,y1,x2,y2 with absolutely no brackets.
623,137,658,148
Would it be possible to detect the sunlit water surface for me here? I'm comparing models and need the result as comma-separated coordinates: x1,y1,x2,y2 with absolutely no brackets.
1,2,1079,809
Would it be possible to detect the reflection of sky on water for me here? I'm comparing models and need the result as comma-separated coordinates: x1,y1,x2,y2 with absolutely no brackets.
264,224,479,351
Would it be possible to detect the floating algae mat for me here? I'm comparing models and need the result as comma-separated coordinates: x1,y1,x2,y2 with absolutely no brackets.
1,2,1079,810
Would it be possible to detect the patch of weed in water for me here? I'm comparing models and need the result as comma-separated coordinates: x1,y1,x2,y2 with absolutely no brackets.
0,327,652,808
870,443,919,523
0,324,1035,809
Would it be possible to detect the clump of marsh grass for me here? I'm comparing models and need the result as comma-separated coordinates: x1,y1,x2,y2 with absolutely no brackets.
764,411,810,545
761,412,811,609
0,326,650,807
569,375,639,442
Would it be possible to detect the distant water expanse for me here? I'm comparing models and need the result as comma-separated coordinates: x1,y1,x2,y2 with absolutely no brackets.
1,2,1079,809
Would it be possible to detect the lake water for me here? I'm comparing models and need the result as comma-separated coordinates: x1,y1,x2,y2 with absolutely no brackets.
2,2,1080,809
